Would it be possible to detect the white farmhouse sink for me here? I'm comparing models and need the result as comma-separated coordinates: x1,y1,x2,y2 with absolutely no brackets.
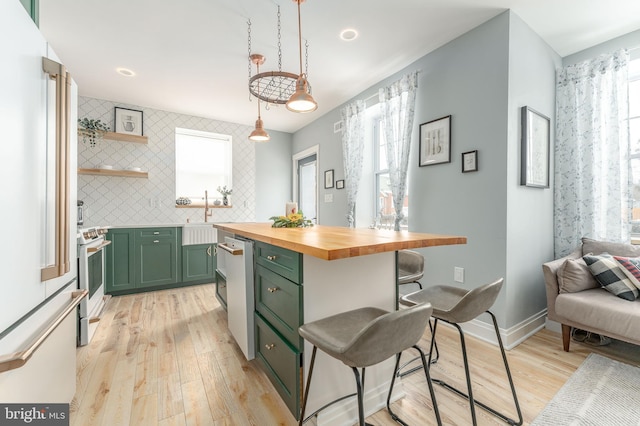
182,223,217,245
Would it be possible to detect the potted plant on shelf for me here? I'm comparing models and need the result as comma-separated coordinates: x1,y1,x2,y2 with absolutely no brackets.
78,118,110,147
217,185,232,206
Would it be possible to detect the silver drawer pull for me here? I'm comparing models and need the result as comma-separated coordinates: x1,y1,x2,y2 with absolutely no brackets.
153,240,160,243
267,287,279,293
264,343,275,350
153,231,160,235
267,255,277,261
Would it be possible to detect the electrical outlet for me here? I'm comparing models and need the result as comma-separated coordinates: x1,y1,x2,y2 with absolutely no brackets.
324,193,333,203
454,267,464,283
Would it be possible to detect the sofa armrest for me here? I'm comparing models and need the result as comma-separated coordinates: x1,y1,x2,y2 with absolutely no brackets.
542,247,582,321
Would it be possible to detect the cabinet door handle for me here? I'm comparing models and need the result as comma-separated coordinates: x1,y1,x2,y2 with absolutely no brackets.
153,240,160,243
264,343,275,350
213,246,217,256
267,255,277,261
267,287,279,293
153,231,160,235
207,246,212,256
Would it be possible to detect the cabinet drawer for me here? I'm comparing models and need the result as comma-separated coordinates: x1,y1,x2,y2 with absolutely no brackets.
136,227,176,239
255,241,302,284
255,313,301,419
255,265,303,350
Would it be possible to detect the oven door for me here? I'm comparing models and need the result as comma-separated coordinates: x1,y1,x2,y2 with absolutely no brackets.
78,239,110,319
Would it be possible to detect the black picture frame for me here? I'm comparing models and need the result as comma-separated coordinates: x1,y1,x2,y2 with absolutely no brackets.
520,106,550,188
462,150,478,173
324,169,334,189
419,115,451,166
114,107,143,136
336,179,345,189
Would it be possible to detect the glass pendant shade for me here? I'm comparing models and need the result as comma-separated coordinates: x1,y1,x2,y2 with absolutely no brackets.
286,76,318,113
249,117,270,142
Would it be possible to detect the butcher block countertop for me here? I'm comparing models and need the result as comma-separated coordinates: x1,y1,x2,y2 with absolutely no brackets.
213,222,466,261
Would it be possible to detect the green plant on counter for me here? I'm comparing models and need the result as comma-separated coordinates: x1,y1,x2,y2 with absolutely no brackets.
78,118,110,147
269,211,314,228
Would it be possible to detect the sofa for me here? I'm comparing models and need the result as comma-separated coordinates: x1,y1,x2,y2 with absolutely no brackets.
542,237,640,351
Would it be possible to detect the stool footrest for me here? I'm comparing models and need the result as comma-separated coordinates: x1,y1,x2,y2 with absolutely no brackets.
299,392,357,424
433,379,522,426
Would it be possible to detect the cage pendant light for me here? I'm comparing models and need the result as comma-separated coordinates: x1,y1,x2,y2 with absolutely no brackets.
248,54,270,142
286,0,318,113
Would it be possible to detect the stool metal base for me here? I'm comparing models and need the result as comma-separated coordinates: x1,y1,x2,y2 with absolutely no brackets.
428,311,523,426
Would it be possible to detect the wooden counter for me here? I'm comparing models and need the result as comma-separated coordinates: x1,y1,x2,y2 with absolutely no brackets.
213,222,466,260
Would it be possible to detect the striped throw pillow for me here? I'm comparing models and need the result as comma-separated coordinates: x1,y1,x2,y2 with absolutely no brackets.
583,254,639,301
613,256,640,290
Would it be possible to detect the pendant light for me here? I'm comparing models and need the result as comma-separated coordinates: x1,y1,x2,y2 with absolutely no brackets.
286,0,318,113
248,54,270,142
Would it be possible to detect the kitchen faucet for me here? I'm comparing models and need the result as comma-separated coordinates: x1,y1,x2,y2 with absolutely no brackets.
204,190,212,222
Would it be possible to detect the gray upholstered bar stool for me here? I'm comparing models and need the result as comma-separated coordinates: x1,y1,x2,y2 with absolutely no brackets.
298,303,442,426
398,250,424,290
401,278,523,426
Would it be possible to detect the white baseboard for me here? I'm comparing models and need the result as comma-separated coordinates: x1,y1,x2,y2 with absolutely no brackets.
451,308,548,350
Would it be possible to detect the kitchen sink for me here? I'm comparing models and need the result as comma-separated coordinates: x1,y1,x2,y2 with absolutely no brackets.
182,223,217,245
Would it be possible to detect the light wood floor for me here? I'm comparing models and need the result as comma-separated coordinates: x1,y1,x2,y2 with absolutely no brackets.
71,283,640,425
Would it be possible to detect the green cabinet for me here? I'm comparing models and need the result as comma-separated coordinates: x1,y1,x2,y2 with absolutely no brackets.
19,0,39,25
254,242,303,419
182,244,215,282
136,234,179,288
105,228,135,293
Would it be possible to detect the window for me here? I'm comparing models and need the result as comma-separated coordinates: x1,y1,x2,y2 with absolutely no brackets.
175,128,232,203
629,58,640,234
373,117,409,230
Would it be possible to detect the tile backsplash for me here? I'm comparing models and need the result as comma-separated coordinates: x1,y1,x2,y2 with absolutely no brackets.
78,96,256,227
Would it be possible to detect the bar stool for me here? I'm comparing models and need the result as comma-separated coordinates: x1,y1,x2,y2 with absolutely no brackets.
298,303,442,426
401,278,523,426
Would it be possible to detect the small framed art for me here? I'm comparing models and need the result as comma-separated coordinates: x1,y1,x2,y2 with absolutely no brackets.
462,150,478,173
419,115,451,166
324,169,334,189
520,106,550,188
115,107,143,136
336,179,345,189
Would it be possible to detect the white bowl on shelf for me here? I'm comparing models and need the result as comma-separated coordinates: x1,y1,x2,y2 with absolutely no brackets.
97,165,113,170
126,167,142,172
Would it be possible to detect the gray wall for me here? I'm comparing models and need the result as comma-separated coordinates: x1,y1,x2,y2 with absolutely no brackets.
255,129,294,220
563,28,640,66
292,11,560,330
505,13,560,326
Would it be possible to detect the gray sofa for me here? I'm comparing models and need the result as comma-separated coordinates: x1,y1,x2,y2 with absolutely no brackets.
542,237,640,351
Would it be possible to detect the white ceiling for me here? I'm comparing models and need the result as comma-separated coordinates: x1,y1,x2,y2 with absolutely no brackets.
39,0,640,134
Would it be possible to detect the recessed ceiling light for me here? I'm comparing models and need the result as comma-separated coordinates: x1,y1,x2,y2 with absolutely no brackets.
340,29,358,41
116,67,135,77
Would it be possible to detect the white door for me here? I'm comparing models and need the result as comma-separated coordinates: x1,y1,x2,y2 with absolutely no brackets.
295,152,318,223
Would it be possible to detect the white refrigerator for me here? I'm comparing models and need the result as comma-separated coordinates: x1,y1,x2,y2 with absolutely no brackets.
0,1,80,404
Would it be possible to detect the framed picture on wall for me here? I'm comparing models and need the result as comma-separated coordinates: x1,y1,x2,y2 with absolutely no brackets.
114,107,143,136
324,169,334,189
336,179,345,189
462,150,478,173
520,106,550,188
419,115,451,166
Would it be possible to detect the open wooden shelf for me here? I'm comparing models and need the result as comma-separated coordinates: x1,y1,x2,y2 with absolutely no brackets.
175,204,232,209
103,131,148,144
78,168,148,178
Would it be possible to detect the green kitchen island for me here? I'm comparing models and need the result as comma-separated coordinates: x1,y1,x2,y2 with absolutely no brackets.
213,222,466,425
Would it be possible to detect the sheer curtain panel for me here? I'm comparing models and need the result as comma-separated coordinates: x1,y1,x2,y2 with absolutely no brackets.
554,49,630,257
379,71,419,231
341,100,366,227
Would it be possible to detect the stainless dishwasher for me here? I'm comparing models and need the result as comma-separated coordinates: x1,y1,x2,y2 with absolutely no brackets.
217,236,255,360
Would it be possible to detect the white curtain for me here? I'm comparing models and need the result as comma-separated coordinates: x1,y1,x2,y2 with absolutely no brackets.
554,49,630,257
341,100,366,227
379,71,419,231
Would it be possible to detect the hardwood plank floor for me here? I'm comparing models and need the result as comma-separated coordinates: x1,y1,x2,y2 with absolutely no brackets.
71,284,640,425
